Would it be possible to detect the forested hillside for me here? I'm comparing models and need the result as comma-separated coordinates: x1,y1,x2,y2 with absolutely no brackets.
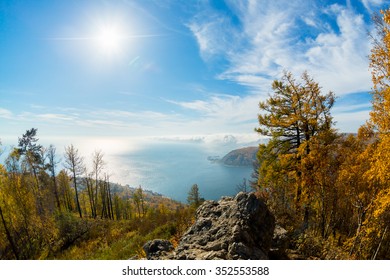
253,9,390,259
0,131,194,259
2,8,390,261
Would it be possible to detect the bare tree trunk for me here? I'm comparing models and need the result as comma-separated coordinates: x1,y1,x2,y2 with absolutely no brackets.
373,225,388,260
107,178,114,220
85,177,96,218
100,180,107,219
92,150,105,219
52,174,61,211
73,172,82,218
0,205,19,259
48,145,61,211
64,145,84,218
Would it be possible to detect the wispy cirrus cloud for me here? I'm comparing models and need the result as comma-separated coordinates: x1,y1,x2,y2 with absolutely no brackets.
36,113,77,122
0,105,186,138
167,93,259,125
0,108,13,119
0,103,264,153
188,11,240,61
361,0,386,11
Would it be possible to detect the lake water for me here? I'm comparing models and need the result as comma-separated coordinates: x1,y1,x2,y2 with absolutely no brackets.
107,140,255,202
0,135,258,203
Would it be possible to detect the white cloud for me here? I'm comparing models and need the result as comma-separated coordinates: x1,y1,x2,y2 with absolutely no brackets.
153,132,265,146
303,5,371,94
333,102,372,113
167,92,260,126
302,13,320,28
0,108,13,119
0,105,188,138
333,110,371,132
37,113,76,122
189,1,373,96
184,0,380,133
361,0,386,11
332,97,372,132
178,0,380,135
187,7,241,61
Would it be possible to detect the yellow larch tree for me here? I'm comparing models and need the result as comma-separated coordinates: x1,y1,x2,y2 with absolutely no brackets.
256,71,335,230
360,8,390,259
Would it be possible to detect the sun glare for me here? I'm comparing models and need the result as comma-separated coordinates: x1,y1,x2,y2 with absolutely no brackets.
94,23,125,56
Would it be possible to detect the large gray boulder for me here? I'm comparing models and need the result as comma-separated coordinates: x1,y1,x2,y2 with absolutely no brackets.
144,192,275,260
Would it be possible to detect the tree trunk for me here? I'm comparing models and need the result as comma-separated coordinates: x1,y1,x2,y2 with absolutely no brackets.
0,205,19,259
107,181,114,220
52,174,61,211
85,177,96,218
73,172,82,218
373,225,388,260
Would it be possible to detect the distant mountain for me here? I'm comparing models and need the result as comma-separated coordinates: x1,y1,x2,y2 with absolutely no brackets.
220,146,258,166
76,178,183,209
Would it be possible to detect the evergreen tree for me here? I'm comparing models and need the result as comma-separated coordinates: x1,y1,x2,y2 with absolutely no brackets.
187,184,204,208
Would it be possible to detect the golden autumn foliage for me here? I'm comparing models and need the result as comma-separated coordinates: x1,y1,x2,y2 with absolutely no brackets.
0,130,194,259
352,8,390,259
370,10,390,134
256,71,336,230
253,9,390,259
256,76,389,258
3,8,390,260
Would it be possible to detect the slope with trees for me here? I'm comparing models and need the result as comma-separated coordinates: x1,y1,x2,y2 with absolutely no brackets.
0,130,194,259
253,9,390,259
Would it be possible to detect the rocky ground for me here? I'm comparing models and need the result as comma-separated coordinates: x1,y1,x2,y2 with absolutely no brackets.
143,192,295,260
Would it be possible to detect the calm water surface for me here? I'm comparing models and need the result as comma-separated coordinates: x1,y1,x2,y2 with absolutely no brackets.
108,141,254,202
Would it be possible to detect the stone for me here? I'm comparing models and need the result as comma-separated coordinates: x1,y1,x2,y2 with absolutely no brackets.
143,239,174,260
144,192,275,260
269,225,289,259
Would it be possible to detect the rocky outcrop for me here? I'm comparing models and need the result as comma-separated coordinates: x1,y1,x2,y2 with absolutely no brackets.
144,192,275,260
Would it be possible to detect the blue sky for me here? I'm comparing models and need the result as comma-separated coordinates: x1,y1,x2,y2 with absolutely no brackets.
1,0,389,150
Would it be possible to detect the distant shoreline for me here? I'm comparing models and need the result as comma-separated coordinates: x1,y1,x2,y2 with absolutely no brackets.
208,146,258,167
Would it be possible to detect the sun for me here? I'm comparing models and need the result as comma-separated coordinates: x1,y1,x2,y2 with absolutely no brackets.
94,23,125,56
